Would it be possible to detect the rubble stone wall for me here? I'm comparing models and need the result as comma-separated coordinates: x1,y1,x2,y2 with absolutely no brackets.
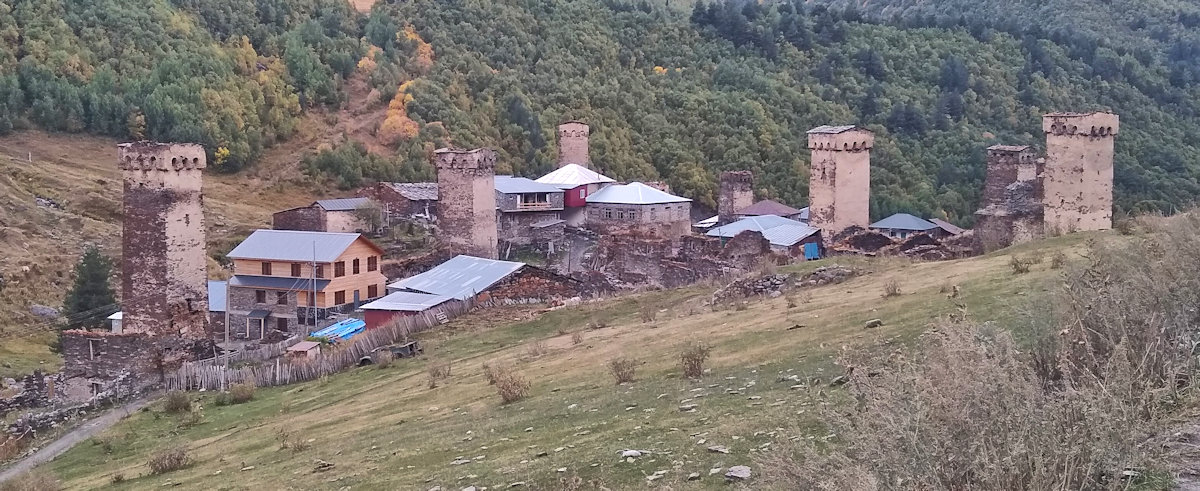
718,171,754,225
272,206,325,231
1042,112,1118,233
436,148,498,259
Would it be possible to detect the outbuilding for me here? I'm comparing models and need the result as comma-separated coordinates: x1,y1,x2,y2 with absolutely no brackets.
359,291,455,329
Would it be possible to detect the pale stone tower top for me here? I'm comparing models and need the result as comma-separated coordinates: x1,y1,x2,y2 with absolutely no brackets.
557,121,590,169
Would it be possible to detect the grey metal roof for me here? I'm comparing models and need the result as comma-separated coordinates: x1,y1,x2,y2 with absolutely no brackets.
247,309,271,319
869,213,939,231
208,281,227,312
707,215,804,238
929,218,966,235
385,182,439,201
987,145,1032,152
315,197,371,211
494,175,564,194
228,274,332,291
387,255,525,300
535,164,616,188
585,182,691,205
360,291,453,312
807,125,866,134
798,207,810,222
760,223,821,247
227,229,371,262
737,199,803,217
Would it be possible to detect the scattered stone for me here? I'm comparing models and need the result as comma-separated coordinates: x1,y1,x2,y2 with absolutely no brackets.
524,427,533,432
646,470,667,482
313,460,335,472
688,472,701,481
707,445,730,454
679,404,698,412
241,466,255,471
556,468,567,473
829,375,849,386
462,487,476,491
30,305,59,320
508,483,526,488
535,451,549,458
725,465,752,481
709,467,723,476
620,450,645,458
451,459,472,466
864,319,884,329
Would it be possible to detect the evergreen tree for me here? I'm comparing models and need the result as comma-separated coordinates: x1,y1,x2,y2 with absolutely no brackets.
62,246,117,330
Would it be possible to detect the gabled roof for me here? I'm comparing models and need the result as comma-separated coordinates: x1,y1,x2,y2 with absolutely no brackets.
585,182,691,205
759,223,822,247
694,215,719,229
384,182,439,201
208,280,227,312
929,218,966,236
388,255,526,300
360,291,453,312
315,197,371,211
707,215,802,238
737,199,803,217
535,164,616,189
869,213,939,231
227,230,381,262
987,145,1032,153
494,175,564,194
807,125,866,134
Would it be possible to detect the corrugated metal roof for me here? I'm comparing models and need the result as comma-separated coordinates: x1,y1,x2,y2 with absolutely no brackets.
760,223,821,247
585,182,691,205
387,255,525,300
227,230,370,262
929,218,966,235
385,182,439,201
694,215,719,229
315,197,371,211
869,213,939,231
987,145,1032,152
798,207,810,222
288,341,321,352
494,175,564,194
737,199,803,217
360,291,453,312
108,311,122,320
228,275,331,291
535,164,616,188
807,125,865,134
707,215,803,238
208,281,227,312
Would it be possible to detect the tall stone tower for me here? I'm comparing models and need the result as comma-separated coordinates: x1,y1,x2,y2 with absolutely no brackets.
718,171,754,225
982,145,1038,208
119,142,209,338
1042,112,1119,233
435,147,498,259
807,125,874,235
557,121,590,168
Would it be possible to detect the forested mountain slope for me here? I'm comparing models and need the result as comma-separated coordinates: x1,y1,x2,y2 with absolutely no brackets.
2,0,1199,224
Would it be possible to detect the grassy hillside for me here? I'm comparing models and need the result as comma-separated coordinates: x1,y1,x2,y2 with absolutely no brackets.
37,233,1092,489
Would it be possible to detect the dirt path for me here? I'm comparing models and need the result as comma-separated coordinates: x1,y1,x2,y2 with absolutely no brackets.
0,395,157,484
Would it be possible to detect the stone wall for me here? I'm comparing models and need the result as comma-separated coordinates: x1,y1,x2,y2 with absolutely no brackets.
498,210,564,245
718,171,754,225
807,127,874,237
358,183,436,219
590,230,776,290
0,372,48,417
60,330,214,380
435,148,498,259
974,180,1045,252
272,206,325,231
557,121,590,168
225,286,298,340
585,202,692,238
1042,112,1119,233
982,146,1037,208
118,141,209,338
485,267,581,303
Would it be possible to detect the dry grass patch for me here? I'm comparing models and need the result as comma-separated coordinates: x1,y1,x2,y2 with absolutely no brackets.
0,470,60,491
427,359,452,388
229,382,256,404
881,279,901,298
162,391,191,413
492,366,531,404
571,331,584,345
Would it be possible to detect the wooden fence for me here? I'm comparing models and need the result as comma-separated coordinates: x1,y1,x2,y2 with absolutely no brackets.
189,335,302,367
166,300,477,391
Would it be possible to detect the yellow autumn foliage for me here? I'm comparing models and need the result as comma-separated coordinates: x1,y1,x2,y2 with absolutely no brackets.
378,83,420,144
357,45,382,74
401,25,435,74
653,66,667,75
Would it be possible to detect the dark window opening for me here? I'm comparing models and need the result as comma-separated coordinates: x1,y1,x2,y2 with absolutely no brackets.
334,290,346,305
276,291,287,305
315,265,325,278
368,284,378,298
367,256,377,272
291,263,302,277
277,317,288,331
335,261,346,277
255,290,266,303
352,258,360,274
261,262,272,275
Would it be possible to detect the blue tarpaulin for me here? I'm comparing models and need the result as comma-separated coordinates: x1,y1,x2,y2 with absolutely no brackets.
310,318,365,342
804,242,821,261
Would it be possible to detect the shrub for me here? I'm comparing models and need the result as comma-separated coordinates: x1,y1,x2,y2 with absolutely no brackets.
147,446,192,475
1009,255,1032,274
494,369,531,404
177,409,203,428
1049,251,1067,269
482,362,504,385
213,392,232,406
571,331,584,345
1114,216,1136,235
162,391,191,413
639,305,657,323
229,382,256,404
0,470,60,491
608,357,637,384
427,359,452,388
276,429,310,452
525,340,549,358
109,474,125,485
680,343,711,379
0,436,28,462
373,349,394,369
882,279,901,298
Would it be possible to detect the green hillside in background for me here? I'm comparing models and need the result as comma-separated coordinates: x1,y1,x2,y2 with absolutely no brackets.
2,0,1199,225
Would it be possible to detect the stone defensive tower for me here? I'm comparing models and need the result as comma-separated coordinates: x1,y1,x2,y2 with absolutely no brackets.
982,145,1039,208
1042,112,1119,233
435,147,498,259
807,125,874,236
718,171,754,226
118,142,209,338
557,121,590,168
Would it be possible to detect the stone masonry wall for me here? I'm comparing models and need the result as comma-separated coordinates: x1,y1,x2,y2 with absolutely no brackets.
118,142,208,338
225,286,298,339
272,206,325,231
557,121,590,168
436,148,498,259
808,128,873,237
1042,112,1119,233
982,146,1037,208
718,171,754,225
60,331,215,380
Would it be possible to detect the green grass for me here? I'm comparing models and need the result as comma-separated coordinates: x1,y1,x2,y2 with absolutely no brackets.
39,234,1089,489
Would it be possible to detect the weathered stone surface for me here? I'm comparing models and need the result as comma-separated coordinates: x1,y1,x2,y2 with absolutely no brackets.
435,148,498,259
808,126,874,237
725,465,752,480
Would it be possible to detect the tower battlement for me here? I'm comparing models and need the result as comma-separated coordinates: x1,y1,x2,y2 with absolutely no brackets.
807,125,873,236
118,142,206,172
557,121,590,168
1041,112,1118,233
435,147,498,259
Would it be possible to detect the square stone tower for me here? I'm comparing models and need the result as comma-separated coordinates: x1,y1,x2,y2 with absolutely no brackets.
1042,112,1119,233
118,142,209,338
435,147,498,259
807,125,874,235
982,145,1039,208
717,170,754,225
557,121,590,168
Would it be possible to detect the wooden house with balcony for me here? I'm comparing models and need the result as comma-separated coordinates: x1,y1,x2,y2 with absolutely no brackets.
224,230,387,339
494,175,567,253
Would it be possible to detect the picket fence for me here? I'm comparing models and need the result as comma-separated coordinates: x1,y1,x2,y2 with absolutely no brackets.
166,300,476,391
189,335,303,367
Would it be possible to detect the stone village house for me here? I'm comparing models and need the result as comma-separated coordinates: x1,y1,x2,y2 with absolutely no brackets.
272,197,380,233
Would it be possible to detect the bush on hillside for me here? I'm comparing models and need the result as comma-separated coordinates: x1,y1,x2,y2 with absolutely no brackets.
147,446,192,475
229,382,256,404
0,470,60,491
608,357,637,384
494,368,531,404
681,343,711,379
162,391,191,413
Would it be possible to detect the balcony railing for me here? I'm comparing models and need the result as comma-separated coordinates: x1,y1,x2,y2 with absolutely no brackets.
515,201,553,211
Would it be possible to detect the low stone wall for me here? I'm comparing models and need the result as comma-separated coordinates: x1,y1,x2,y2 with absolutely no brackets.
0,372,49,418
60,330,215,380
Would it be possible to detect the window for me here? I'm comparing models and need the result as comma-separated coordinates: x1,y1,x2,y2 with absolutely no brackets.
617,210,625,220
277,318,288,331
261,262,272,275
579,189,586,199
291,263,302,277
352,258,360,274
276,291,287,305
315,265,325,278
335,261,346,277
334,290,346,305
650,207,657,220
367,256,377,272
603,209,613,219
255,290,266,303
368,284,378,298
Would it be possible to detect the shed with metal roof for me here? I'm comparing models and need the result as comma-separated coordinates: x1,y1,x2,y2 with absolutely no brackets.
388,255,526,300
